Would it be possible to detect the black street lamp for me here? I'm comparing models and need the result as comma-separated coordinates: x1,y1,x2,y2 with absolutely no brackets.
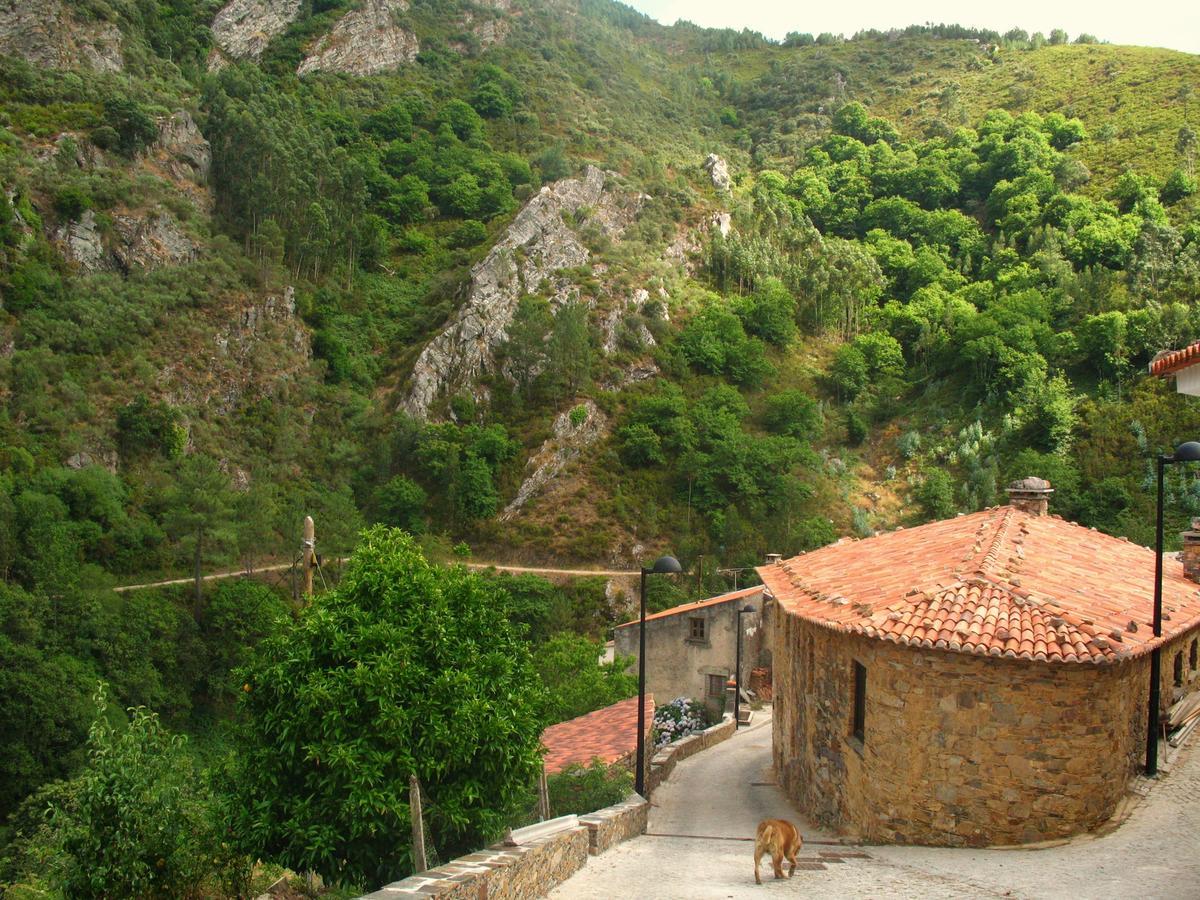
1147,440,1200,776
734,604,755,729
636,554,682,797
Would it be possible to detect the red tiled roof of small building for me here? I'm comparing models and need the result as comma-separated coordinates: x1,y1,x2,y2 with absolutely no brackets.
757,506,1200,665
1150,340,1200,376
613,586,763,630
540,695,654,775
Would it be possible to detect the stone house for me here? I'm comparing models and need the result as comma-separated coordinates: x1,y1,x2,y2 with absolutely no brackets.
757,480,1200,847
613,586,765,712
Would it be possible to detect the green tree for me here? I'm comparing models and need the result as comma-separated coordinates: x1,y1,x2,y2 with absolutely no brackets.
162,455,235,612
55,687,232,899
735,278,796,346
764,390,823,440
915,469,956,520
232,527,544,885
374,475,428,534
532,633,638,724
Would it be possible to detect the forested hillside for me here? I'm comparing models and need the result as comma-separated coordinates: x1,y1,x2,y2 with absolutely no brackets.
2,1,1200,889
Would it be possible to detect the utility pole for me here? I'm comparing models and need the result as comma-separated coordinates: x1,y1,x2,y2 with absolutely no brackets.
302,515,315,600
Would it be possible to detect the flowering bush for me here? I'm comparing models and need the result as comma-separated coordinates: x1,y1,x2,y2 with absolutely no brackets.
652,697,710,748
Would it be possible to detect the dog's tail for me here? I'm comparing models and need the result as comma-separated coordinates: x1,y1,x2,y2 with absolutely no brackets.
758,821,780,847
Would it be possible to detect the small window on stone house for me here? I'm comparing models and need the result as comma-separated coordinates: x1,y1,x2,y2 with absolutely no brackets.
852,661,867,744
707,673,726,698
1191,639,1198,670
1175,652,1184,687
689,618,706,641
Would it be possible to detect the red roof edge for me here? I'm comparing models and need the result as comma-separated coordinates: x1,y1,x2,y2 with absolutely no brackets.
1150,341,1200,377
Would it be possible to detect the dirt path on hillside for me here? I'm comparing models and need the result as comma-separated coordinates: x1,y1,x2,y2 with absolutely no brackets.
112,559,634,593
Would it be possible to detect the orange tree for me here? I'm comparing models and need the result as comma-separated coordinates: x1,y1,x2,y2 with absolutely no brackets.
230,526,544,888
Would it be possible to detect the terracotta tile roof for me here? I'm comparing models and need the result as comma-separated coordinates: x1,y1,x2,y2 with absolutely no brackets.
613,586,763,630
757,506,1200,665
1150,340,1200,376
540,695,654,775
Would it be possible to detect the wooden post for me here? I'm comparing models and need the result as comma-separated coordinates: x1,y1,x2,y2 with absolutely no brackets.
302,515,315,600
409,774,428,873
537,763,550,821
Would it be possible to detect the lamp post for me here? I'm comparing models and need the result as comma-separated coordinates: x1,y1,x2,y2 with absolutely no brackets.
1146,440,1200,776
636,554,682,797
734,604,755,728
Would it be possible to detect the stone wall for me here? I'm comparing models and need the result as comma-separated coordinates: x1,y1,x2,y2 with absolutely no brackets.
772,611,1200,847
578,794,649,855
363,821,590,899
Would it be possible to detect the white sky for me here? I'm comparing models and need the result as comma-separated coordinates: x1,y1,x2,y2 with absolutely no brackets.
624,0,1200,55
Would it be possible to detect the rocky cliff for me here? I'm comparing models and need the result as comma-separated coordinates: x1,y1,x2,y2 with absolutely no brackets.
501,400,608,521
0,0,123,71
209,0,302,65
402,165,643,419
297,0,419,76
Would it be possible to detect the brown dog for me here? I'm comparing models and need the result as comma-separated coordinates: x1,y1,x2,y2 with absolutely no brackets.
753,818,802,884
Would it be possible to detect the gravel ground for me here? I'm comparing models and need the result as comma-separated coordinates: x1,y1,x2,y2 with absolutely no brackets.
551,709,1200,899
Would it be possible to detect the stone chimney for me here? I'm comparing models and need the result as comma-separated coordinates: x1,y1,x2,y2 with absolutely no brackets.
1181,518,1200,583
1006,477,1053,516
765,552,782,565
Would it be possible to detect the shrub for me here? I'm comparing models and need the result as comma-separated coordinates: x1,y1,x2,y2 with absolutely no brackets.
764,390,822,440
547,760,632,816
55,687,237,898
915,469,956,519
846,411,867,445
653,697,710,748
449,219,487,248
53,185,92,220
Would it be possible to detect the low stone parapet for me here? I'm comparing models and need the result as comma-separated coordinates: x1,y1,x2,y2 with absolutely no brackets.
362,822,589,899
578,794,649,855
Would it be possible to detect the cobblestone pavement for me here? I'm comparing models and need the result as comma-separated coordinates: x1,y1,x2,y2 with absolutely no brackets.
550,709,1200,899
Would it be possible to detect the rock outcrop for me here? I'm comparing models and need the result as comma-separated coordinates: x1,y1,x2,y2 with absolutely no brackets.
297,0,419,76
500,400,608,521
162,286,311,414
599,288,655,355
54,210,106,272
210,0,302,64
111,214,198,272
54,210,198,274
703,153,731,192
402,165,642,419
0,0,123,71
152,111,211,186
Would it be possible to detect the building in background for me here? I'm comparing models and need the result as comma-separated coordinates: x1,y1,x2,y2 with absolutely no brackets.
613,586,766,713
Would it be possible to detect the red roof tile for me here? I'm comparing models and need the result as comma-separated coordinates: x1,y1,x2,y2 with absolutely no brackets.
1150,341,1200,376
757,506,1200,665
614,586,763,630
540,695,654,775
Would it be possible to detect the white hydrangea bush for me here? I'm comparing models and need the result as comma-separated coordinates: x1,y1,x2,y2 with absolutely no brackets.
652,697,709,748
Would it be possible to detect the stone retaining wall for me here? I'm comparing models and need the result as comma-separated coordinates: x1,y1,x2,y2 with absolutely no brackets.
362,824,590,899
578,794,649,855
363,716,739,897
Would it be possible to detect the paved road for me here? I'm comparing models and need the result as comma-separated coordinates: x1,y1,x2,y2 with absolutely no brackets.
552,709,1200,899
